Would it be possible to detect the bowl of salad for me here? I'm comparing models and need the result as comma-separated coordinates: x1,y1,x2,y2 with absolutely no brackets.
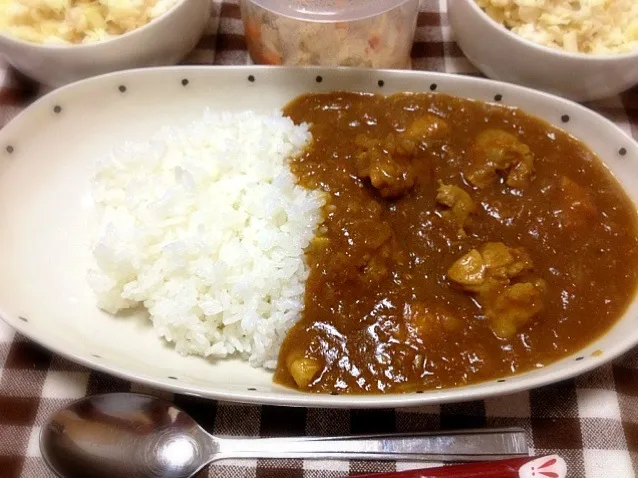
0,0,211,86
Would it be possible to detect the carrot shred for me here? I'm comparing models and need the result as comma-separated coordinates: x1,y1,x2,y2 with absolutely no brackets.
245,18,261,42
261,48,283,65
368,34,381,50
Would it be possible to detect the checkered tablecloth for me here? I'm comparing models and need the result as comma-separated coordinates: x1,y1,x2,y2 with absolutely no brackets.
1,1,637,477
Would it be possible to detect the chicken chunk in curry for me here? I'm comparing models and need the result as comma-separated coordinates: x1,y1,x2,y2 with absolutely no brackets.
466,129,535,189
276,92,638,394
447,243,545,338
287,354,322,389
436,182,475,237
353,114,449,198
401,114,450,144
354,134,416,198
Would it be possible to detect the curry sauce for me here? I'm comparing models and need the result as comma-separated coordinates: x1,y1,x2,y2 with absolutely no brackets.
275,92,638,394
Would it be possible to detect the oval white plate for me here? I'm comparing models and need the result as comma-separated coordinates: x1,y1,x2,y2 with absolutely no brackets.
1,66,637,408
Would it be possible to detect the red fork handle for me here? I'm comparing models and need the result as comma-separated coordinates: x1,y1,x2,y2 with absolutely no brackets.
352,455,566,478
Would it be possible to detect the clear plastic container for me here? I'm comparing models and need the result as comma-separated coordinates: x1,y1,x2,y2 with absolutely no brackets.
239,0,420,69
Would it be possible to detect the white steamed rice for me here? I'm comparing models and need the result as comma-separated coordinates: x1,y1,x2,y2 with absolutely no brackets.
88,110,325,369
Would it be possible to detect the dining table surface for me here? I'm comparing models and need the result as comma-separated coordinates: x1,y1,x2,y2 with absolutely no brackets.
0,1,637,477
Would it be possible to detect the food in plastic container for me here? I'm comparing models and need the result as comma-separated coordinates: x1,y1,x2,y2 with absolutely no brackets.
239,0,420,68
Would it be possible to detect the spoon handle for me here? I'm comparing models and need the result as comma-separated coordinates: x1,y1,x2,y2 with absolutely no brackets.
214,427,527,462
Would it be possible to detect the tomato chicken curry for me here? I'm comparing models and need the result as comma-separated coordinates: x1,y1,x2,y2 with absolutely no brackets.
274,92,638,394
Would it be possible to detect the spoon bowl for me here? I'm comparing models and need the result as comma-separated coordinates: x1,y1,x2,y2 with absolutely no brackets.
40,393,529,478
40,393,213,478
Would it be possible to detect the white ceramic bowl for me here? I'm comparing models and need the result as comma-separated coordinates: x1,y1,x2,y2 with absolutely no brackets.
0,66,637,408
0,0,211,87
447,0,638,102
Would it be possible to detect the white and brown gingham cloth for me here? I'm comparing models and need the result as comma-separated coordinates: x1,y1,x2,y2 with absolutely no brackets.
1,1,637,477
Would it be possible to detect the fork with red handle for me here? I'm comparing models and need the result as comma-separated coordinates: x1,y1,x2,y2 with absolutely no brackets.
354,455,566,478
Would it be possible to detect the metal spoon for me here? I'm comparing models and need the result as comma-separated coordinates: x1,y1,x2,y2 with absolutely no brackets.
40,393,528,478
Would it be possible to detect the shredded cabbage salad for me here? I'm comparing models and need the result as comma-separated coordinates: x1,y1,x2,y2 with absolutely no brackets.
477,0,638,54
0,0,179,44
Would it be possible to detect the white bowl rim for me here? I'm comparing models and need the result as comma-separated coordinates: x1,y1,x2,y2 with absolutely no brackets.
0,0,189,50
462,0,638,61
1,65,637,408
